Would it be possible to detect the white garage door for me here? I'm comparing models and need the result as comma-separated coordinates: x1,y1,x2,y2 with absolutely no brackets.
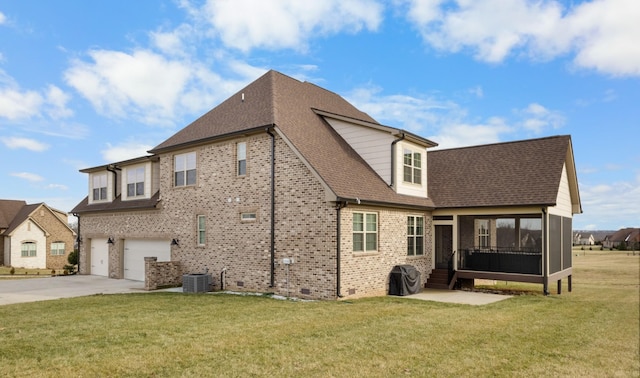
90,238,109,277
123,239,171,281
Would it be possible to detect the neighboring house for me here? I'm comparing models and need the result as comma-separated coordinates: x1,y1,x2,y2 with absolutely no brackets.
71,70,582,299
573,233,595,245
1,200,76,270
603,228,640,250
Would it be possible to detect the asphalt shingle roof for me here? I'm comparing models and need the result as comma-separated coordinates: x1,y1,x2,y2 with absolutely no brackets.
150,70,435,209
427,135,572,208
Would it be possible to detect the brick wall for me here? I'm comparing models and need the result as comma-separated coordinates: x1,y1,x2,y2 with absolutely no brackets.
32,206,75,270
144,257,183,290
77,131,434,300
339,206,433,299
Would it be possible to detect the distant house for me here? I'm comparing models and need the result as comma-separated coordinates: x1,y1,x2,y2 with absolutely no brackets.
603,228,640,250
0,200,76,270
71,70,582,299
573,233,595,245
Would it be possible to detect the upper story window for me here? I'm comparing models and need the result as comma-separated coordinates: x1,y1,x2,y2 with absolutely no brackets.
403,149,422,184
237,142,247,176
21,241,36,257
92,173,107,201
175,152,196,187
353,212,378,252
127,166,145,197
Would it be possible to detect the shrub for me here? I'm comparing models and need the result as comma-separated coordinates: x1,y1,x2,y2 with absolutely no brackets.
67,250,79,266
10,267,15,275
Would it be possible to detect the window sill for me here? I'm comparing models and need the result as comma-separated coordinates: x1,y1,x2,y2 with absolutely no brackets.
353,251,379,257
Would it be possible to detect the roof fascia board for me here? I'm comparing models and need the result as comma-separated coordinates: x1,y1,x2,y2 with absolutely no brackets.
80,155,158,173
336,197,434,211
312,108,438,148
148,125,270,155
565,141,583,214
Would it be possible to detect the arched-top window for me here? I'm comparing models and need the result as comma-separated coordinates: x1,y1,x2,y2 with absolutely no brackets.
21,241,37,257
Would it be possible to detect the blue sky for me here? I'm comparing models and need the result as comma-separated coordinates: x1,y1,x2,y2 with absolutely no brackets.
0,0,638,231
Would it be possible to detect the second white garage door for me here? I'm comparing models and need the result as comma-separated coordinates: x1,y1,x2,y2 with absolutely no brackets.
123,239,171,281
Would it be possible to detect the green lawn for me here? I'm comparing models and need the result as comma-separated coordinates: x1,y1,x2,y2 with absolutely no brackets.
0,251,638,377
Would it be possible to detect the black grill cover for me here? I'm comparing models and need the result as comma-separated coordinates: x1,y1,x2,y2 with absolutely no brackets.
388,265,421,296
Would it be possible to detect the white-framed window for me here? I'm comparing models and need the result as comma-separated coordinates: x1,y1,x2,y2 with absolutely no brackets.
237,142,247,176
21,242,36,257
477,219,490,249
175,152,196,187
197,215,206,245
403,149,422,184
240,212,256,222
407,216,424,256
51,242,65,256
353,212,378,252
127,166,145,197
92,173,107,201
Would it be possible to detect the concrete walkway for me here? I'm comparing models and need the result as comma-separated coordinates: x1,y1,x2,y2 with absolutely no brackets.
404,289,512,305
0,275,144,306
1,275,512,306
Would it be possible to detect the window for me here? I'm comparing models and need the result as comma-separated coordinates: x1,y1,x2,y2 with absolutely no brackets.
21,242,36,257
175,152,196,187
353,212,377,252
407,216,424,256
127,166,145,197
240,212,256,222
197,215,206,245
477,219,490,248
51,242,65,256
403,149,422,184
92,173,107,201
237,142,247,176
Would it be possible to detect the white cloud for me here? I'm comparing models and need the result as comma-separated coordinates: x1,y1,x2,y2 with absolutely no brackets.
0,70,73,120
517,103,565,133
64,49,259,126
0,11,6,25
201,0,383,52
577,174,640,229
11,172,44,182
45,184,69,190
101,140,154,162
0,136,49,152
401,0,640,76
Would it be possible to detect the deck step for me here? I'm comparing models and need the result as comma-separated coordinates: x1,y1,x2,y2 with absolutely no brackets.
425,269,451,289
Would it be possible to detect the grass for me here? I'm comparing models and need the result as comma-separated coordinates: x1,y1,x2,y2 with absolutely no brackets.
0,251,638,377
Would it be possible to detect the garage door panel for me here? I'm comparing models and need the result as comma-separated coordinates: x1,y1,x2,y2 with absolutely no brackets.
90,238,109,277
123,240,171,281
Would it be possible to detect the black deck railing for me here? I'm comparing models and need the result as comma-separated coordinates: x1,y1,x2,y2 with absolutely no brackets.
458,247,542,275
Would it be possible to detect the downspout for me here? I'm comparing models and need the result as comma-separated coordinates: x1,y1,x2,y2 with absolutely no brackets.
542,207,549,295
390,133,406,187
335,201,346,298
72,212,81,274
106,164,121,198
266,127,276,288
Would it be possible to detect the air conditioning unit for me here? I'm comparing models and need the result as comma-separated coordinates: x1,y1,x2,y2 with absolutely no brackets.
182,273,212,293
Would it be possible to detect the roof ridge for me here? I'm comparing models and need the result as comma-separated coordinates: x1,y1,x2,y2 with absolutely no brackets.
431,135,570,153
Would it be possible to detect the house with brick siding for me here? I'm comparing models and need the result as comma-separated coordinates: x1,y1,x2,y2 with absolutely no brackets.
1,200,76,270
71,70,582,299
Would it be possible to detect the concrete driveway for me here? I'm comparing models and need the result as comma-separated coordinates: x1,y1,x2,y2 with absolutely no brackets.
0,275,145,306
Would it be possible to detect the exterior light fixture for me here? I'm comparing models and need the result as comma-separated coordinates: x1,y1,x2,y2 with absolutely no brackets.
107,237,115,245
171,238,180,246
